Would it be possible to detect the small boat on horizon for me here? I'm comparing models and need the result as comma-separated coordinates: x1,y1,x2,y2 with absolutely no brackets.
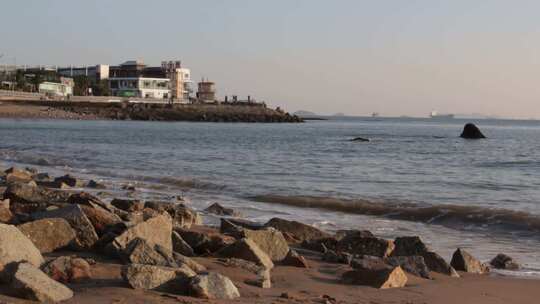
430,111,454,119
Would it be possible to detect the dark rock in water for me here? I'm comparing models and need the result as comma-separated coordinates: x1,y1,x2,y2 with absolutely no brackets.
205,203,241,217
54,174,83,187
490,253,520,270
451,248,489,274
385,256,432,279
87,180,106,189
460,123,486,139
350,137,370,142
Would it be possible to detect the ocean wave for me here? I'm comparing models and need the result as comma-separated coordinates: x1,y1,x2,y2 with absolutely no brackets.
477,160,540,169
251,195,540,233
0,148,67,167
88,170,226,191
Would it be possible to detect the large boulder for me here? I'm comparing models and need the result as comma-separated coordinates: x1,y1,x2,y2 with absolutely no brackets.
172,252,207,273
42,256,92,283
67,192,113,212
422,251,460,277
490,253,520,270
172,231,195,256
144,201,202,229
189,272,240,299
121,238,177,267
236,228,290,261
8,262,73,302
5,168,33,184
282,249,309,268
0,204,13,223
0,224,44,272
335,230,374,252
392,236,429,256
176,228,234,255
4,182,70,210
32,205,99,250
264,218,331,243
385,256,432,279
111,198,145,212
122,263,195,291
451,248,489,274
217,238,274,270
79,204,122,235
111,213,173,253
17,218,76,253
460,123,486,139
344,257,407,289
347,237,395,258
245,269,272,289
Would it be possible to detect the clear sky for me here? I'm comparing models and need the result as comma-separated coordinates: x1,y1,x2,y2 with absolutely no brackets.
2,0,540,118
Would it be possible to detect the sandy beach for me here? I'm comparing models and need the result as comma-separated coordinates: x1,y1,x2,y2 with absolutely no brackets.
0,239,536,304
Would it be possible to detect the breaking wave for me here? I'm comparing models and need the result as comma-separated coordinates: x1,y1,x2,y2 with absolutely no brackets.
251,195,540,233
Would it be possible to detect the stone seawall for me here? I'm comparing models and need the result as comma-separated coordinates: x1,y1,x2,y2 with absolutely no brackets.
1,100,303,123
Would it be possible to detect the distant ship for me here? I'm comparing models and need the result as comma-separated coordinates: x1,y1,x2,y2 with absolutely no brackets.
430,111,454,119
371,112,380,118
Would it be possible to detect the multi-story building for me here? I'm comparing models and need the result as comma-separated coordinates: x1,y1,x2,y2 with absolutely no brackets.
162,61,191,102
57,64,109,81
108,60,191,100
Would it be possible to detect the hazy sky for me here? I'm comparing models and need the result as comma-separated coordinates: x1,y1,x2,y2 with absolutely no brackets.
2,0,540,118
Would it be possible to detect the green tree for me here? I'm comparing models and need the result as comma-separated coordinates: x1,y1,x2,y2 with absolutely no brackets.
91,79,110,96
73,75,90,96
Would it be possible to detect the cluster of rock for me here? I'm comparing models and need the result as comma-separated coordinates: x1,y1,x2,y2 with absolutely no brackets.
21,100,304,123
0,166,522,302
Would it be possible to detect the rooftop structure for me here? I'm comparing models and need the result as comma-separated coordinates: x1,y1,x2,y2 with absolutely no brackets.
196,78,216,102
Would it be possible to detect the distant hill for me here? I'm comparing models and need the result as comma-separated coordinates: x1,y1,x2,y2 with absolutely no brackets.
293,110,317,116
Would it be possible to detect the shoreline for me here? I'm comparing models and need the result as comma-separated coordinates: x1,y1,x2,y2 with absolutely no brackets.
0,166,538,303
0,100,303,123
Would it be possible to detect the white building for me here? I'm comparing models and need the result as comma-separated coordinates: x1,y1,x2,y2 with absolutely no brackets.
109,77,170,99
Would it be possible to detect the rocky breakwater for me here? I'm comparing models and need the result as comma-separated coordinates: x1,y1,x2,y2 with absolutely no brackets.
19,100,304,123
0,167,526,303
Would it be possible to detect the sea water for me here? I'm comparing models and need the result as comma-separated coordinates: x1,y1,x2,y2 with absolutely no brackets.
1,117,539,276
